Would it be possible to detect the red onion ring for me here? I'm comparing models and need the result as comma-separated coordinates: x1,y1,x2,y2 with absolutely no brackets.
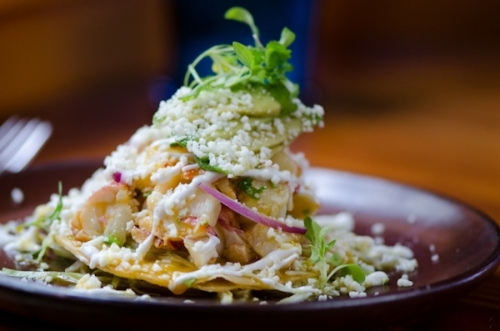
199,183,306,234
112,171,122,183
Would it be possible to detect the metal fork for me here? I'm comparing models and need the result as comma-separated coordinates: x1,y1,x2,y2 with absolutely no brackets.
0,116,53,175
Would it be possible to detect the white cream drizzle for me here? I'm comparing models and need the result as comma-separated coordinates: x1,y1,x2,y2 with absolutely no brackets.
135,170,224,260
169,245,304,293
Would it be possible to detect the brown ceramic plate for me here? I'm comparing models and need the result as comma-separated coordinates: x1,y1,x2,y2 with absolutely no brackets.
0,160,499,330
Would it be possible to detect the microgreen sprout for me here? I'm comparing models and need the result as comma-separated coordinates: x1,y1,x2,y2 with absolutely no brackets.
47,181,64,226
304,217,366,288
181,7,298,116
224,6,262,47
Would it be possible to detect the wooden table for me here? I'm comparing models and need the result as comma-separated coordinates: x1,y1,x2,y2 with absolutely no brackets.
2,54,500,330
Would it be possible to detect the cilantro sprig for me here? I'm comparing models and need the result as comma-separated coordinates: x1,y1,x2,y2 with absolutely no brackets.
181,7,298,115
304,217,366,288
15,182,64,263
194,155,229,174
46,181,64,226
170,137,189,148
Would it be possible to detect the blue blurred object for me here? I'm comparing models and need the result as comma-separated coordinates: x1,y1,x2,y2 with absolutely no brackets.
150,0,316,104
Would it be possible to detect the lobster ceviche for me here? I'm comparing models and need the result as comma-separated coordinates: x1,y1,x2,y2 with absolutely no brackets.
0,7,417,303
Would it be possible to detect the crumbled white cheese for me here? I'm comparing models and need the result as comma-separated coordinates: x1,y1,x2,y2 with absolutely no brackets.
364,271,389,288
146,88,324,176
135,294,153,301
0,83,420,303
76,274,102,290
11,188,24,204
371,222,385,236
349,291,367,298
397,274,413,287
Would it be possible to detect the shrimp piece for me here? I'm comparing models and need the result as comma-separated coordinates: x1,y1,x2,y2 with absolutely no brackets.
237,181,290,219
214,177,237,200
132,188,223,264
71,183,135,244
245,223,300,257
289,190,320,219
180,190,224,266
184,234,220,267
217,207,256,264
271,149,300,176
153,171,185,195
186,188,222,228
130,212,178,249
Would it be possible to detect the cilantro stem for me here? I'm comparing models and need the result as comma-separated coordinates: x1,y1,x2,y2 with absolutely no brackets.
183,45,233,87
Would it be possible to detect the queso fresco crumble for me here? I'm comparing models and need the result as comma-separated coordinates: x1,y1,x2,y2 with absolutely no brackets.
0,7,417,303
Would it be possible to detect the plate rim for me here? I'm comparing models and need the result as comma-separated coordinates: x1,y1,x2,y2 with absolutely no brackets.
0,160,499,324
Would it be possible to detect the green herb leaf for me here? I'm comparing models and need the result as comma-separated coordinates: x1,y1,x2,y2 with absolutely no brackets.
330,252,341,266
328,263,366,284
265,41,291,71
279,27,296,47
182,7,298,115
104,235,123,247
183,278,196,287
224,7,259,42
305,217,337,266
233,42,255,69
305,217,367,286
342,264,366,283
170,137,189,148
194,156,229,174
47,181,64,225
238,177,266,199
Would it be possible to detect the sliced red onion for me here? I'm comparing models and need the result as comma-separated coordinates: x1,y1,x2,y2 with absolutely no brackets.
112,171,122,183
199,183,306,234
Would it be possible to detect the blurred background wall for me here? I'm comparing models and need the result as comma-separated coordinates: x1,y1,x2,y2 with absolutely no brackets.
313,0,500,106
0,0,172,116
1,0,499,116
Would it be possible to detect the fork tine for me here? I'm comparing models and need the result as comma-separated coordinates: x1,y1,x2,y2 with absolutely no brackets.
0,118,38,170
0,117,53,174
0,116,26,151
3,120,53,173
